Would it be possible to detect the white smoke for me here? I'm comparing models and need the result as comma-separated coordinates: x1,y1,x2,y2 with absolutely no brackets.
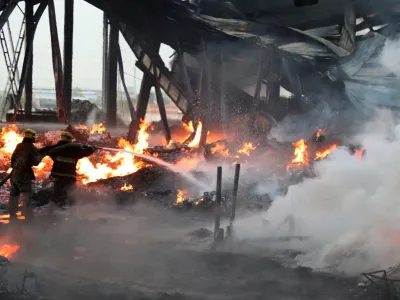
231,109,400,275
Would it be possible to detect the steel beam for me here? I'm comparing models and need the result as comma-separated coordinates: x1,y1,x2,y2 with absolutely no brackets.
106,16,118,127
14,0,48,120
48,0,66,123
25,0,34,116
63,0,74,120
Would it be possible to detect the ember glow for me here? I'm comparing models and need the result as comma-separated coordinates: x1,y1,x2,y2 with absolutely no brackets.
120,184,134,191
0,244,20,259
314,144,338,160
287,139,309,169
316,128,326,138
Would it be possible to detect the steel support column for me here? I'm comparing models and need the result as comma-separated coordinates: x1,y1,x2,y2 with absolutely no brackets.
199,53,211,148
25,0,34,116
106,16,118,127
249,49,265,129
102,12,108,111
14,0,48,119
63,0,74,120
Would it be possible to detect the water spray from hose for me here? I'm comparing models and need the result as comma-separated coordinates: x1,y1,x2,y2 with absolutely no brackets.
99,147,209,190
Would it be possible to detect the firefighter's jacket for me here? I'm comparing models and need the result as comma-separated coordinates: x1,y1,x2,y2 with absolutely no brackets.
39,140,69,156
48,143,95,179
11,138,42,180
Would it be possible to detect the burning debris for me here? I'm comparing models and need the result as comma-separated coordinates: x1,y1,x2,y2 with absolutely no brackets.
0,244,20,259
0,121,368,220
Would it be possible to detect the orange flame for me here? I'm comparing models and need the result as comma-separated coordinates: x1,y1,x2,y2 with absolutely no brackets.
187,122,203,148
237,142,256,156
176,189,187,204
121,184,134,191
89,122,106,134
210,142,232,157
314,144,338,160
0,244,20,258
287,139,309,169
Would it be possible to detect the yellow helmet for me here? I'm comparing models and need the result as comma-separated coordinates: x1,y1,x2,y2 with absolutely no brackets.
60,131,74,142
24,128,37,139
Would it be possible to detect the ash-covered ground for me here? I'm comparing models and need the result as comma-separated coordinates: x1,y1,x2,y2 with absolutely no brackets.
0,201,368,300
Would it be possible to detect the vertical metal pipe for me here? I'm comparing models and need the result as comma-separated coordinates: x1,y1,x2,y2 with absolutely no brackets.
214,166,222,241
25,0,33,116
63,0,74,121
230,163,241,226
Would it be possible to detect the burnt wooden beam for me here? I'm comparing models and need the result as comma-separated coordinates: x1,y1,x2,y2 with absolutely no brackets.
127,41,161,143
199,51,212,147
48,0,66,123
63,0,74,120
153,65,172,143
24,0,34,117
102,12,108,111
106,16,118,127
127,71,153,143
14,0,48,120
116,43,137,122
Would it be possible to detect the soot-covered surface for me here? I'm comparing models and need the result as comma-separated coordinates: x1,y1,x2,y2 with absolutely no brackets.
0,203,368,300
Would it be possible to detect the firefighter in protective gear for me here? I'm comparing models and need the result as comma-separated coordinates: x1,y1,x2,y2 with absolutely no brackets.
9,129,42,218
44,132,98,207
39,131,74,156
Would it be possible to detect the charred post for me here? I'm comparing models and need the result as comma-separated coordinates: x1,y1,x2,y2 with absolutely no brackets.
117,43,136,122
106,16,119,127
153,65,171,143
63,0,74,120
48,0,66,123
24,0,34,117
199,52,211,147
213,166,223,245
230,163,240,226
102,12,109,112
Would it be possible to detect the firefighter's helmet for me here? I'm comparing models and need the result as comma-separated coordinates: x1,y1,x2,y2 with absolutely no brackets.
24,129,37,140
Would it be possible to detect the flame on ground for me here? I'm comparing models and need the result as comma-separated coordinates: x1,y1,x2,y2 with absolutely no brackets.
354,147,365,161
287,139,309,169
314,144,338,160
237,142,256,156
0,244,20,259
184,121,203,148
121,184,134,191
175,189,188,204
90,122,106,134
210,142,232,157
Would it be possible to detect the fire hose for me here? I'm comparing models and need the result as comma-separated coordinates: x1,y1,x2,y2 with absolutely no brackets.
0,172,12,188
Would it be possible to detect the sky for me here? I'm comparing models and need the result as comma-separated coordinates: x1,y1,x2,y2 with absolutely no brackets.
0,0,173,91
